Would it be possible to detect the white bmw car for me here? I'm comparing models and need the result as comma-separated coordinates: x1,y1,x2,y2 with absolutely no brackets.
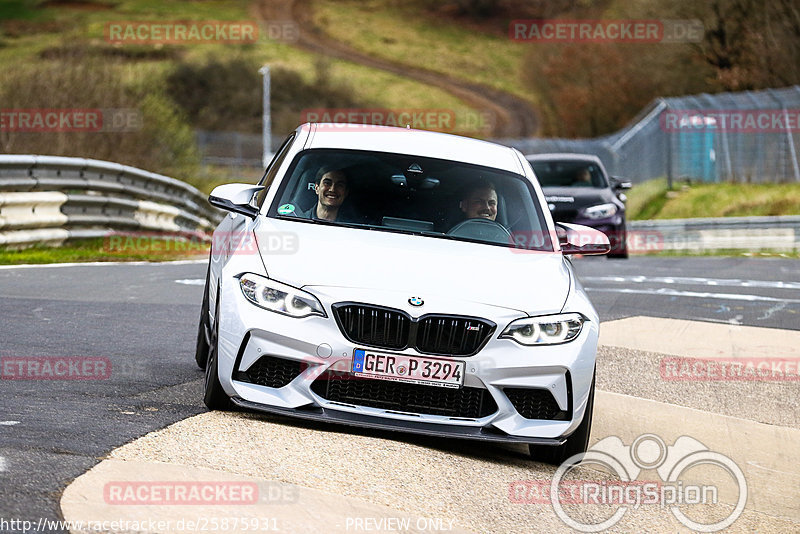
196,123,609,463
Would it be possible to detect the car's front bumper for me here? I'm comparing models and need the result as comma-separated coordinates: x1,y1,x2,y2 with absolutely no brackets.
230,397,566,446
216,276,599,445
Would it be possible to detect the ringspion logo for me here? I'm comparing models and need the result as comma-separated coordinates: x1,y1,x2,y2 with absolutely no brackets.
514,433,747,532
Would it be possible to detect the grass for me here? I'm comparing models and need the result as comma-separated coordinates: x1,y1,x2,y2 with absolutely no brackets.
312,0,536,105
0,237,210,265
0,0,490,264
0,0,486,199
0,0,480,134
625,178,669,220
625,179,800,220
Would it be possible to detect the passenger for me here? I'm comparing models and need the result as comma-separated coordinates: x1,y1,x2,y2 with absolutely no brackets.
460,180,498,221
302,168,349,221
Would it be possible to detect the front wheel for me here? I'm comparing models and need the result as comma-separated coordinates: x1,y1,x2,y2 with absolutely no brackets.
529,372,595,465
194,264,211,369
204,286,231,410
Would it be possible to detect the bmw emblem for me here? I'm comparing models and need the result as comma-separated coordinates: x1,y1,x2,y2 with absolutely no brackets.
408,296,424,307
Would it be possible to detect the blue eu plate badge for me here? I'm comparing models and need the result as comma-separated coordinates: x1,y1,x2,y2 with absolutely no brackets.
352,349,366,372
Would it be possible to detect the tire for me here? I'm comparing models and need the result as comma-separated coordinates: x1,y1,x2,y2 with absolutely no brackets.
529,372,595,465
194,264,211,369
203,285,231,411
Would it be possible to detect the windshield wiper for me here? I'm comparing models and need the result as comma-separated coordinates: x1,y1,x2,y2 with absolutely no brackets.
277,216,372,230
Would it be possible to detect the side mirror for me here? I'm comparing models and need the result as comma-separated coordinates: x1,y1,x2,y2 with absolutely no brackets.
209,183,264,219
556,223,611,255
611,176,632,190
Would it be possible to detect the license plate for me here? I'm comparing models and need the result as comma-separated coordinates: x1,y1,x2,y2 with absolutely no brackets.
352,349,464,389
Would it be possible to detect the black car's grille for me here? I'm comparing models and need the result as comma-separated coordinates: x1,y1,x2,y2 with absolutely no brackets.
333,303,494,356
235,356,305,388
504,388,569,420
416,316,493,356
334,304,410,350
311,370,497,418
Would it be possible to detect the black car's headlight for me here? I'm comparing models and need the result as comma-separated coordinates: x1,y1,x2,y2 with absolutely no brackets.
581,203,618,219
239,273,325,318
500,313,584,345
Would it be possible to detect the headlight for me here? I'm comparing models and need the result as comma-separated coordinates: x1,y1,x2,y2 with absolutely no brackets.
500,313,584,345
239,273,325,318
582,203,618,219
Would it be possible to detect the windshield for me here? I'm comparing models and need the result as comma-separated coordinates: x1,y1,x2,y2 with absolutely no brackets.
530,160,608,189
268,149,553,251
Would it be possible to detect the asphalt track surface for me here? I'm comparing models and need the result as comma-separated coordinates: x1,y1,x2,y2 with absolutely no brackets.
1,256,798,532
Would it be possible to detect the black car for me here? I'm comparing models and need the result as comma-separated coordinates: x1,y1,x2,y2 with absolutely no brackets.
526,153,631,258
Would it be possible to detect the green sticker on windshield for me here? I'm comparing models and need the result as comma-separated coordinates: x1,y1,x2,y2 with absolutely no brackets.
277,203,295,215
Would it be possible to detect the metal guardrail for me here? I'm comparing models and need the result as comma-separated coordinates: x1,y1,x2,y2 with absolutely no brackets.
0,155,223,247
2,155,795,253
628,215,800,253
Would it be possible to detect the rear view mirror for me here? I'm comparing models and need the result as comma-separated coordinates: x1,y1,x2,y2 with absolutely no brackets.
209,183,265,219
611,176,632,190
556,223,611,255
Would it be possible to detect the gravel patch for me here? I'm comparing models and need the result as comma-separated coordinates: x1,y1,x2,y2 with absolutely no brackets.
596,346,800,429
100,329,799,532
111,410,797,533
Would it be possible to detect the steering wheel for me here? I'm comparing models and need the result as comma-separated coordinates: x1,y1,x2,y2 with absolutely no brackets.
446,218,512,244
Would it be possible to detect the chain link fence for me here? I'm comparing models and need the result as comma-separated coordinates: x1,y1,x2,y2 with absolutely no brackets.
499,85,800,185
195,130,265,169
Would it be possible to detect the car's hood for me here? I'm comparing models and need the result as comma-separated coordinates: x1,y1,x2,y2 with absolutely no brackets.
252,218,571,316
542,187,617,210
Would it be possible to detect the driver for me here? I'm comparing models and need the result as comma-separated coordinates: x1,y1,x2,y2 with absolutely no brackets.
574,168,592,185
301,168,349,221
460,180,498,221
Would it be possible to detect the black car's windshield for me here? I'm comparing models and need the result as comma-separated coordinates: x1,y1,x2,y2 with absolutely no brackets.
530,160,608,189
268,149,553,251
